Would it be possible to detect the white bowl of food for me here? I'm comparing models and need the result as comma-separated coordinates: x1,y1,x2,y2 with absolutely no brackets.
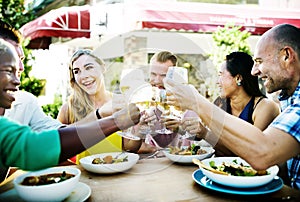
163,145,215,163
199,157,279,188
13,167,81,202
79,152,139,174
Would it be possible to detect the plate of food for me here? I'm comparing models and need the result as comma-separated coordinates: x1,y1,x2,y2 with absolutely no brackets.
162,144,215,163
192,169,283,195
79,152,139,174
197,157,279,188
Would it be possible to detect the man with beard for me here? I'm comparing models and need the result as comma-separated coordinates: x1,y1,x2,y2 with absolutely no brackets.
164,24,300,189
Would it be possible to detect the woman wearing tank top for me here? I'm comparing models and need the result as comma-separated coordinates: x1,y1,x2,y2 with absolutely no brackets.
182,52,280,156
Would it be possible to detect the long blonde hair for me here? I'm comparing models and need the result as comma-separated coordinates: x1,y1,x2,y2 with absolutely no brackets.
67,49,105,123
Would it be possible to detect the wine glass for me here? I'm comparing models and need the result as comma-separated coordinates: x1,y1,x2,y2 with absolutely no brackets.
161,67,191,137
165,66,188,85
164,66,188,111
137,102,157,136
154,88,175,135
119,84,156,140
117,70,151,140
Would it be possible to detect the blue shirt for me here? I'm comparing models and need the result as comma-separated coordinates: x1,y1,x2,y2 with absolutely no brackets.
271,82,300,189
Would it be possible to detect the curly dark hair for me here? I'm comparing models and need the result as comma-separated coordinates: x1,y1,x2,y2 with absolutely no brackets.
0,20,23,44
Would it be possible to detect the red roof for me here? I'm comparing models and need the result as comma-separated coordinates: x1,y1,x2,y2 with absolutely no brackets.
126,2,300,35
20,5,90,40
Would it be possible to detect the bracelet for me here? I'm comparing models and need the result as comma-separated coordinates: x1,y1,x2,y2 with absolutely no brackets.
194,126,209,141
194,135,202,141
96,109,102,119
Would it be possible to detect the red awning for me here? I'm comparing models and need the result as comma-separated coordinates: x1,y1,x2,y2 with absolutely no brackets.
127,2,300,35
20,5,90,47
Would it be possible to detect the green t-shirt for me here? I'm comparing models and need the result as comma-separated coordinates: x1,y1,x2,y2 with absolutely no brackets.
0,117,61,171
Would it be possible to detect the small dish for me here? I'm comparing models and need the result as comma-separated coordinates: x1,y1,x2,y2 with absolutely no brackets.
65,182,91,202
162,147,215,163
200,157,279,188
79,152,139,174
193,169,283,195
0,182,91,202
13,167,80,202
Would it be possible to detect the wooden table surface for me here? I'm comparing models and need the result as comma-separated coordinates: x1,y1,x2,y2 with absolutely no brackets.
80,156,300,202
1,156,300,202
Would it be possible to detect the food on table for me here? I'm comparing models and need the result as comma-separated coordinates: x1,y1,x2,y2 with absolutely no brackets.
168,144,208,155
21,171,75,186
193,158,228,175
92,155,128,164
209,159,268,176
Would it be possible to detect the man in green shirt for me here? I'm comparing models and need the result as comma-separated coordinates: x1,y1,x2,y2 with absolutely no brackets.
0,38,140,171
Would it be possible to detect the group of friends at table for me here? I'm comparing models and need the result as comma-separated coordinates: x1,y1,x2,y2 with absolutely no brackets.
0,19,299,192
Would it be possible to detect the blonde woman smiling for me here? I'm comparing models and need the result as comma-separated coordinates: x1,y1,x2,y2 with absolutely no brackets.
57,49,126,163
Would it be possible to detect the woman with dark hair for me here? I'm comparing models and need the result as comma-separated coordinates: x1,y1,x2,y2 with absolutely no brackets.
182,51,280,156
215,51,266,124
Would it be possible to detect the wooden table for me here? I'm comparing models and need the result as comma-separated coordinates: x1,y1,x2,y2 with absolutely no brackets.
80,156,300,202
1,156,300,202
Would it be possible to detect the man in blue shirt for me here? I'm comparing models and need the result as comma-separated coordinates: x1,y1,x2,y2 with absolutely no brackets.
164,24,300,189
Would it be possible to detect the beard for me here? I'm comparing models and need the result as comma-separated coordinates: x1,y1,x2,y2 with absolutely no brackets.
265,76,289,94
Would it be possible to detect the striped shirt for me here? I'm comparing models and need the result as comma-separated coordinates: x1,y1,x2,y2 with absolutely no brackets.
271,82,300,189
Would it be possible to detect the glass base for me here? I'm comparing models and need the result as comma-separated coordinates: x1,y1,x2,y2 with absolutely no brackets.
116,131,141,140
180,132,196,140
155,128,173,135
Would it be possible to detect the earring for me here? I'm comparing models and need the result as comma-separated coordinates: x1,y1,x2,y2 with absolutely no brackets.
237,81,241,86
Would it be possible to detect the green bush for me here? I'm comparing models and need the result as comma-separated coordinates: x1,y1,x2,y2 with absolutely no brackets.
19,77,46,97
42,94,63,119
207,23,252,100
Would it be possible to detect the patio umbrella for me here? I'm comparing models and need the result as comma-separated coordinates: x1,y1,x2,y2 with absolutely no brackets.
20,5,91,49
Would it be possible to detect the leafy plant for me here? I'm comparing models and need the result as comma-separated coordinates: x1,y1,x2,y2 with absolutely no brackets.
1,0,45,97
18,39,46,96
20,77,46,96
42,94,63,119
207,23,252,100
0,0,35,29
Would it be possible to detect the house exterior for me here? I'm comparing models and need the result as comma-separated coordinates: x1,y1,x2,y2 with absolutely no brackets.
21,0,300,104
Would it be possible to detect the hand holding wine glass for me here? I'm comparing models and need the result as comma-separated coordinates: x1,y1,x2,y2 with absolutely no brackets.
156,67,188,134
121,84,157,139
115,83,151,140
163,79,200,113
180,110,200,140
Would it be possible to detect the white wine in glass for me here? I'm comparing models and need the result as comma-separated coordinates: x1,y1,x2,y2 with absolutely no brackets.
120,86,130,94
120,84,155,139
154,89,175,135
157,67,189,134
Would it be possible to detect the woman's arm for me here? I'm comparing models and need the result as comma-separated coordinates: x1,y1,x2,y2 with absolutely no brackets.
57,103,69,124
252,98,280,130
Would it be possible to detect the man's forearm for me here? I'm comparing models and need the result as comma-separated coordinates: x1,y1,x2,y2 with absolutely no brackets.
194,95,266,162
58,116,118,162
